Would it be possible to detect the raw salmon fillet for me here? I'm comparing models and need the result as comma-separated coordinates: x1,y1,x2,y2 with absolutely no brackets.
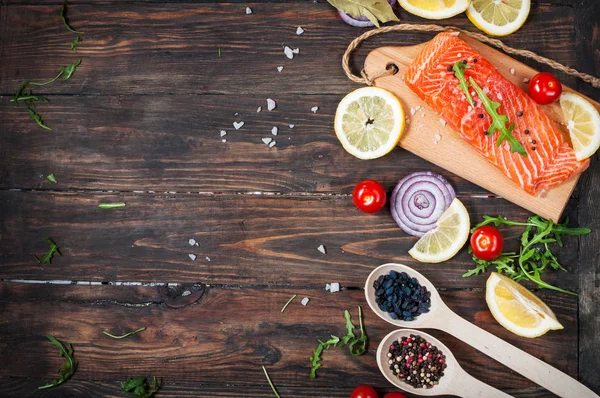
404,32,588,195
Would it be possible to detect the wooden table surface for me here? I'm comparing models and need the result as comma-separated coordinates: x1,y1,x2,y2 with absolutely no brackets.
1,0,599,397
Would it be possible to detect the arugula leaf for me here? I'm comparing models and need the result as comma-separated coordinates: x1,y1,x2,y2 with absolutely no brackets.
120,376,160,398
103,327,146,339
452,61,474,107
318,335,340,349
309,342,324,379
327,0,398,27
339,310,356,346
61,59,82,81
27,108,52,130
71,35,80,53
38,336,78,390
61,1,84,35
34,238,61,264
262,366,281,398
47,174,58,183
348,306,368,356
10,92,48,107
99,202,126,209
468,77,527,156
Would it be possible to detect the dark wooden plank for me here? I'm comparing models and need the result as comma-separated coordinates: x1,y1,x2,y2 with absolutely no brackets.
0,283,580,394
0,4,579,96
0,191,582,290
0,94,489,193
575,0,600,392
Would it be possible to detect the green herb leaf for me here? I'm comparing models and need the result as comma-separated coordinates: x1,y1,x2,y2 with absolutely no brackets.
71,35,80,53
38,336,78,390
120,376,160,398
61,59,82,81
326,0,398,27
262,366,282,398
103,327,146,339
34,238,61,264
339,310,356,346
280,294,297,313
61,1,83,34
452,61,474,107
99,202,126,209
11,92,48,107
468,77,527,157
309,342,324,379
348,306,368,356
218,47,221,57
47,174,58,183
27,108,52,130
318,335,340,349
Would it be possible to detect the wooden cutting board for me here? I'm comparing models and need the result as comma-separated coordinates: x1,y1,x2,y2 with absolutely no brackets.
364,32,600,222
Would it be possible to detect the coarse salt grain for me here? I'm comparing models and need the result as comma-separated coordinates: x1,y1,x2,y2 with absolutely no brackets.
220,130,227,137
440,119,446,126
410,108,416,116
467,106,472,112
458,53,462,57
497,93,503,101
262,137,272,145
325,283,331,291
311,106,319,113
181,290,191,297
301,297,309,306
189,239,198,246
292,48,299,54
267,98,276,111
271,126,278,136
296,26,304,35
415,105,421,111
317,244,326,254
329,283,340,293
188,254,197,261
206,256,211,262
257,106,262,113
523,78,530,83
284,46,294,59
483,87,490,94
510,68,515,75
434,133,441,141
246,7,252,14
233,121,244,130
222,139,227,143
269,140,276,148
289,124,295,129
277,66,283,72
567,120,575,130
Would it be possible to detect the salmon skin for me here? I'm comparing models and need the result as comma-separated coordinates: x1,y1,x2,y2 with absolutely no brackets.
404,32,588,196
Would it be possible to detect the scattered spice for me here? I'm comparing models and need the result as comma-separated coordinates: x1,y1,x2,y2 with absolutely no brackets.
532,139,537,144
517,111,523,117
478,114,484,119
446,65,453,72
47,173,57,183
532,146,536,150
99,202,126,209
473,58,478,63
34,238,61,264
388,334,446,389
103,327,146,339
373,270,431,321
262,366,281,398
524,129,530,134
281,294,297,313
38,336,78,390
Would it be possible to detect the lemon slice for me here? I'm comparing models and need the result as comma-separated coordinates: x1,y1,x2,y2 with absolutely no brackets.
466,0,530,36
398,0,471,19
486,272,563,338
408,198,470,263
560,92,600,161
334,87,405,160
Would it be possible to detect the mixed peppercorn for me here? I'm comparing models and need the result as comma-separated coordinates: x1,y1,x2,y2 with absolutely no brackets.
387,334,447,389
373,271,431,321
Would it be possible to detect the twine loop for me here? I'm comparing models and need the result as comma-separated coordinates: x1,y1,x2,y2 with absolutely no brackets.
342,23,600,89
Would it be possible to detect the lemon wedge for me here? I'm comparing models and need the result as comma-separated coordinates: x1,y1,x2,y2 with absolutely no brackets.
466,0,530,36
334,87,405,160
560,92,600,161
408,198,470,263
398,0,471,19
486,272,563,338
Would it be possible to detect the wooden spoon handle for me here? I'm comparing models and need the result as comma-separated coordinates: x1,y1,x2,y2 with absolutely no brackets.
447,370,513,398
438,310,598,397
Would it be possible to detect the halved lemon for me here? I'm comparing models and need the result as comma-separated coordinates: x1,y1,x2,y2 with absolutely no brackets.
408,198,470,263
398,0,471,19
466,0,530,36
334,87,405,160
486,272,563,338
560,92,600,161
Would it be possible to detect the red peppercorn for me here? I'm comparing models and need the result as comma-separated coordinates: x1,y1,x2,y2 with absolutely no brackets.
418,358,423,363
439,359,445,364
426,343,431,348
420,343,425,348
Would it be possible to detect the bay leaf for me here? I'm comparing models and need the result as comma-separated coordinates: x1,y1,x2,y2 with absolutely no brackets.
327,0,399,27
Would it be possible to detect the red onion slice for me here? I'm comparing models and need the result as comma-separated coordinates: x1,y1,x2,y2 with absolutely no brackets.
391,171,456,237
337,0,397,27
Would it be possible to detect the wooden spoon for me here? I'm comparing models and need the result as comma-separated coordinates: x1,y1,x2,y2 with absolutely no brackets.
377,328,511,397
365,263,599,398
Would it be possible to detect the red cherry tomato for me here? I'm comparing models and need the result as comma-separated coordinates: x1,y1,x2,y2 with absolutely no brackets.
383,393,407,398
353,180,386,213
528,72,562,105
470,226,504,261
350,385,379,398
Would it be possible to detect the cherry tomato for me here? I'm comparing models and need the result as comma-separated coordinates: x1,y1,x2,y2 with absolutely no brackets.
470,226,504,261
353,180,386,213
383,393,407,398
528,72,562,105
350,385,379,398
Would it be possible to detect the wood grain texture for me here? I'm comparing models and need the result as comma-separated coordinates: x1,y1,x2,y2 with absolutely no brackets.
0,3,579,96
0,283,579,395
575,0,600,392
0,191,582,290
0,94,485,194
